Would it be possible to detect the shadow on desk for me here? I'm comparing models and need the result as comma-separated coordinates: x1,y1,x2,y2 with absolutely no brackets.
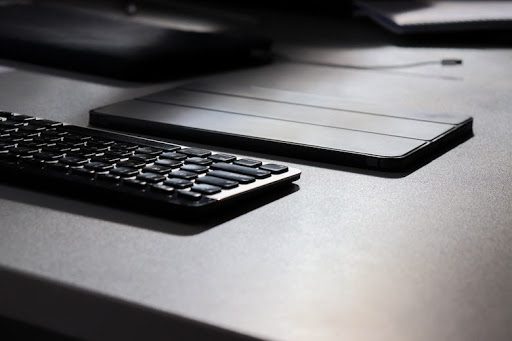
0,182,299,236
0,58,150,88
0,56,268,89
0,315,72,340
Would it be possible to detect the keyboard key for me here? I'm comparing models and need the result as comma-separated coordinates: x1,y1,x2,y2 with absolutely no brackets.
185,157,212,166
31,119,63,127
48,143,79,153
11,146,39,156
135,147,163,156
19,125,45,135
62,136,87,145
3,116,27,127
260,163,289,174
105,150,133,158
123,178,146,189
18,131,39,139
19,156,43,165
142,164,172,174
0,131,12,138
18,153,35,159
160,152,187,161
168,170,197,180
208,153,236,163
11,115,35,122
150,184,175,194
85,145,110,153
59,156,88,166
207,170,255,184
210,163,270,179
0,133,13,141
65,141,87,149
110,167,139,177
116,160,146,169
161,144,181,152
30,138,51,148
179,148,211,158
88,138,114,146
0,111,13,118
72,167,95,178
233,158,262,168
91,155,121,163
131,154,157,163
191,184,221,195
9,132,33,141
0,142,16,149
85,140,107,148
85,161,114,172
41,144,61,152
63,134,92,142
34,152,64,161
0,134,16,142
177,190,202,201
22,123,46,130
164,178,193,189
0,121,21,132
17,141,41,149
181,164,209,174
136,172,166,183
196,175,238,189
97,173,121,183
47,163,69,172
57,125,89,135
155,159,182,168
39,134,62,143
1,120,24,126
17,139,39,147
69,150,97,158
110,143,138,151
56,146,81,154
41,129,68,137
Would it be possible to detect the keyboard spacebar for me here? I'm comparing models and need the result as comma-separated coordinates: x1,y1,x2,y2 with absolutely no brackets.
210,163,271,179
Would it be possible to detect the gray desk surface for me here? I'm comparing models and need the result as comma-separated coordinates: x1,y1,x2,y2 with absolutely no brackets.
1,12,511,341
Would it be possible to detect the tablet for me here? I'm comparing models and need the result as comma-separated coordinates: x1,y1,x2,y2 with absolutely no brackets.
90,64,473,171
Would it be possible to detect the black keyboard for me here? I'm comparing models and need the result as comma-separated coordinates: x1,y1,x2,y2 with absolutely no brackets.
0,112,301,213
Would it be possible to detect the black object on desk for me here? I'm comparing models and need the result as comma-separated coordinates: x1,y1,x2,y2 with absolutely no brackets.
0,3,271,81
91,83,473,172
0,111,300,215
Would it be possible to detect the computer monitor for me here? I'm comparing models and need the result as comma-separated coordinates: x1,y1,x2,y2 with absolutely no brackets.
0,1,273,80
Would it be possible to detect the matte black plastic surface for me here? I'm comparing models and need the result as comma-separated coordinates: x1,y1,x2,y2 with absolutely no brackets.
0,4,271,80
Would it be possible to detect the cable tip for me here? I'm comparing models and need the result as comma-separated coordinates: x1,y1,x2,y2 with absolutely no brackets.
441,59,463,66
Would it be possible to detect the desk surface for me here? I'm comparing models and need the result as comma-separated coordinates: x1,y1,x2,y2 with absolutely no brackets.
1,12,511,341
